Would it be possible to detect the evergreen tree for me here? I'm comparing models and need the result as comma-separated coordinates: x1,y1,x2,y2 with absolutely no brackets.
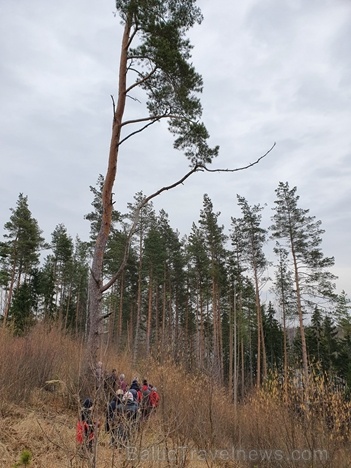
125,192,156,364
186,222,211,369
143,216,167,355
306,309,339,375
271,242,296,389
232,195,269,386
8,277,37,335
334,290,351,338
225,253,252,401
36,257,56,321
306,306,324,365
50,224,74,325
156,210,187,360
86,0,218,373
321,315,339,373
85,175,120,245
228,215,255,396
64,237,90,333
0,194,46,328
263,302,284,372
270,181,337,384
198,194,228,381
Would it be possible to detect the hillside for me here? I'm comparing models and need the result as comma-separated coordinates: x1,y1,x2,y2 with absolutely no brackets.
2,326,351,468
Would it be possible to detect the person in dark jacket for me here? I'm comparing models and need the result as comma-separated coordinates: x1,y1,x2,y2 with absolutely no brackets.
111,391,138,448
105,389,123,433
129,378,142,403
104,368,118,401
124,392,139,420
129,378,140,392
140,388,152,420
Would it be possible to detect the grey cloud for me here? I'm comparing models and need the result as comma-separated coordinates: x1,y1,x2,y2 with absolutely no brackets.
245,1,298,47
329,20,351,87
293,73,349,112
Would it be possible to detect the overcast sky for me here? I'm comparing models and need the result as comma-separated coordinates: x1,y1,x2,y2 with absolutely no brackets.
1,0,350,298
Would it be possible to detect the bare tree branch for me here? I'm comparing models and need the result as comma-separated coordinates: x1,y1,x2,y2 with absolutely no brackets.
101,163,202,292
101,142,275,292
100,143,276,292
120,113,183,128
118,118,161,146
125,66,158,94
110,95,116,127
200,142,276,173
126,94,142,103
118,113,186,147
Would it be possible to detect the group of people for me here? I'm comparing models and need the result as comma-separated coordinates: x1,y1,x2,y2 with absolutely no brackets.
76,371,160,452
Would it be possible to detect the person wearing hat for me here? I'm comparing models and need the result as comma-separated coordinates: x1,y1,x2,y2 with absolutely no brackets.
111,391,138,448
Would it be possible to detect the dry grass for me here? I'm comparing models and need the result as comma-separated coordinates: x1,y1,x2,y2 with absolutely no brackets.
2,326,351,467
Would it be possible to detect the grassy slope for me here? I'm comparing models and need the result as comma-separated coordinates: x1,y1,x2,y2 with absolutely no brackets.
2,326,351,467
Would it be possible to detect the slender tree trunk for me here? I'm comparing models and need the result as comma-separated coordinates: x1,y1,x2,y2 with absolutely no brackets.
241,338,245,398
117,274,124,348
248,306,254,388
185,289,190,367
155,287,159,348
2,260,17,327
282,300,288,401
146,269,153,356
175,293,179,361
86,19,131,373
75,292,80,337
233,283,238,405
199,288,205,368
162,276,166,355
291,246,309,385
254,269,267,386
64,286,72,331
133,237,143,366
229,287,234,401
167,276,173,352
212,279,218,376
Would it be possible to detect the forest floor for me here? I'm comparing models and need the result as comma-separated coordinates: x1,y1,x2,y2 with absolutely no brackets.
0,389,232,468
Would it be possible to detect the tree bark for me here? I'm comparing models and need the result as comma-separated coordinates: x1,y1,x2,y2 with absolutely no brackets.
85,18,131,376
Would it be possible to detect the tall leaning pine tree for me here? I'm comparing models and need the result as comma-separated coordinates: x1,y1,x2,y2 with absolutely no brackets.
270,181,337,386
86,0,218,375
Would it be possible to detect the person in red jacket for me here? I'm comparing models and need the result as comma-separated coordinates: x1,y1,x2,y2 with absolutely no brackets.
149,386,160,411
76,398,95,452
